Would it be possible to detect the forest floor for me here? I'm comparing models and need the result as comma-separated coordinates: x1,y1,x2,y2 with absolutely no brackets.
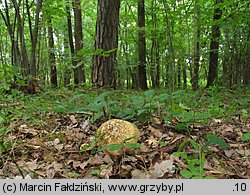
0,88,249,179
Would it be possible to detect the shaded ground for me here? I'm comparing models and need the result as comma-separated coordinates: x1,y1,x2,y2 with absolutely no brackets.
0,89,249,179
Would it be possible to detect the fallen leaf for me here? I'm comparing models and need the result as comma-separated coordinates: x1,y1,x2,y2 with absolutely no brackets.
54,138,60,145
146,137,158,148
26,160,39,172
149,125,163,138
72,161,88,170
120,165,133,178
168,132,175,137
88,154,105,165
46,167,56,179
224,150,234,158
20,124,28,128
102,155,114,164
25,175,32,179
131,169,152,179
80,121,91,131
46,162,63,179
151,159,175,179
69,115,77,124
140,143,150,153
100,165,113,179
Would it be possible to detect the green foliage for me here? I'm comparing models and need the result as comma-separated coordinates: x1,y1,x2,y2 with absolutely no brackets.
98,144,124,153
0,64,23,93
80,139,97,153
91,163,113,178
175,134,229,179
98,142,141,153
0,0,248,88
241,133,250,142
203,134,229,149
0,107,15,153
21,88,248,126
158,141,168,147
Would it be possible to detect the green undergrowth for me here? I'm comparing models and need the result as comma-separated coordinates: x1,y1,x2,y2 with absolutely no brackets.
1,87,249,149
1,87,250,127
0,87,249,178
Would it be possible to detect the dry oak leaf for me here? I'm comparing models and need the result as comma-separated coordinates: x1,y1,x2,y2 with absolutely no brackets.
149,125,163,138
150,159,175,179
131,169,152,179
69,115,78,124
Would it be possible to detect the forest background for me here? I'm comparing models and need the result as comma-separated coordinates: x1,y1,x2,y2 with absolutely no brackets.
0,0,249,90
0,0,249,179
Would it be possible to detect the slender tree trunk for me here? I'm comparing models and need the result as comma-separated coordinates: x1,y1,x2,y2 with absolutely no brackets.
12,0,29,76
184,0,192,83
0,0,19,68
63,33,71,87
192,0,201,90
206,0,223,88
92,0,120,88
177,60,181,87
243,32,250,86
47,16,57,87
138,0,148,90
150,0,160,88
73,0,85,85
27,0,43,77
163,0,175,90
182,61,187,89
65,0,77,86
232,32,240,87
222,31,229,87
121,4,136,89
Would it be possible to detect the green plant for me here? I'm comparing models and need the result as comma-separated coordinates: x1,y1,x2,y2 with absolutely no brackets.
80,138,98,154
174,134,229,179
241,133,250,142
91,163,113,178
98,137,141,153
0,108,14,154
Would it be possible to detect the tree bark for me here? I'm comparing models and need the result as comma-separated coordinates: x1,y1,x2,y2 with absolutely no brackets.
243,32,250,86
163,0,176,90
63,32,71,87
206,0,223,88
12,0,29,76
192,0,201,90
73,0,85,85
92,0,120,88
47,16,58,88
0,0,20,69
28,0,43,77
138,0,148,90
65,0,76,86
150,0,160,88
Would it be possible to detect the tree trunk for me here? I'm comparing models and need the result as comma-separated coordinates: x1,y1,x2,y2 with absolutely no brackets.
92,0,120,88
182,61,187,89
0,0,20,69
73,0,85,85
66,0,76,86
138,0,148,90
206,0,223,88
150,0,160,88
192,0,201,90
232,32,240,87
28,0,43,77
63,33,71,87
12,0,29,76
243,32,250,86
48,16,58,88
163,0,175,90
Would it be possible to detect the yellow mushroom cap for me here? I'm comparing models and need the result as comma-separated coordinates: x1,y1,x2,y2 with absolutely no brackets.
97,119,140,148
